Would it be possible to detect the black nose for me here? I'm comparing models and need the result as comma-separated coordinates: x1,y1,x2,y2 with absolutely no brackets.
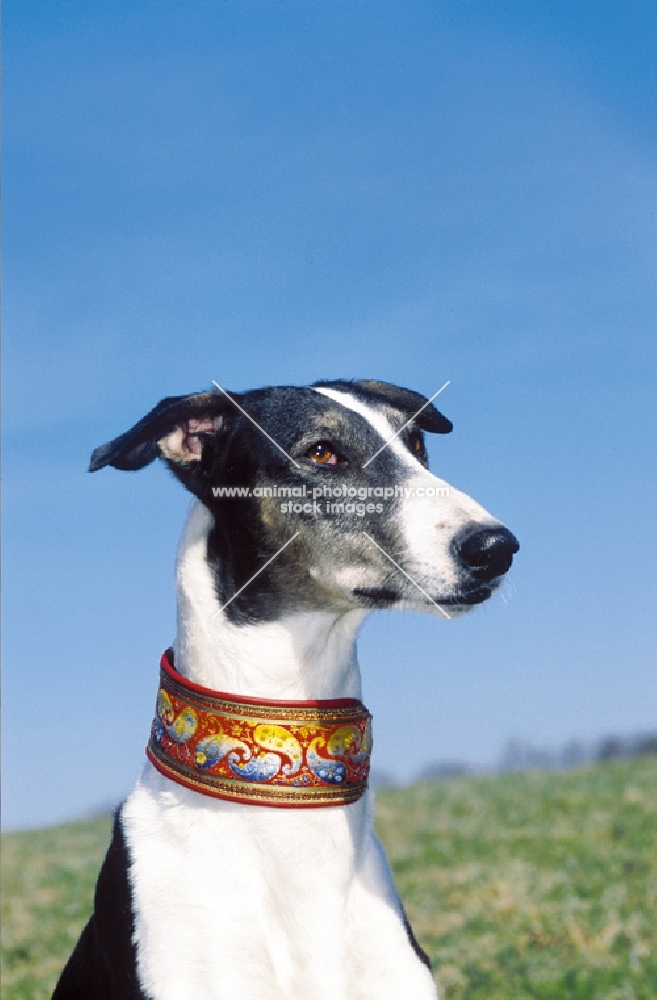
453,525,519,582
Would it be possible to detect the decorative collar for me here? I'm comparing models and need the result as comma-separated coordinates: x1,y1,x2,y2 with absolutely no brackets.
147,650,372,807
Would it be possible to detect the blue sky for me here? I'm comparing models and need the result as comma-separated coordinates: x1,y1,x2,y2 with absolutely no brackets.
3,0,656,829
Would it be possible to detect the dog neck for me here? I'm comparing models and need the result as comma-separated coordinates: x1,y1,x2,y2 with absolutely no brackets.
172,501,367,700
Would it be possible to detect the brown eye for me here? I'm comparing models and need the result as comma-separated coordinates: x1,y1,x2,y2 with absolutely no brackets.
306,442,339,465
408,431,424,455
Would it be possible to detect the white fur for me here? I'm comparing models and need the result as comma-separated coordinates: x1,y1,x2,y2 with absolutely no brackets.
396,471,497,609
172,503,366,699
122,501,439,999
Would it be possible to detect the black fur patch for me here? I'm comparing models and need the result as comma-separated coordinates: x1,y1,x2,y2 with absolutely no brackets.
52,810,145,1000
352,587,400,604
401,907,433,972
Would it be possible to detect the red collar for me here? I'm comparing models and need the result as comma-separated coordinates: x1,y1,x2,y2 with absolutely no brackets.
147,650,372,807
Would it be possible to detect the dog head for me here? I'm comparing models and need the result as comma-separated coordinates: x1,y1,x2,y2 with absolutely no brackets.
90,380,518,624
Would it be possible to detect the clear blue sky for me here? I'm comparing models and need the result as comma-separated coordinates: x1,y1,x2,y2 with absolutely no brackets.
3,0,656,829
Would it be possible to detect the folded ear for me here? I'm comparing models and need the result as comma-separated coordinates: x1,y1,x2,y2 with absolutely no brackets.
89,391,239,472
314,379,453,433
353,380,452,433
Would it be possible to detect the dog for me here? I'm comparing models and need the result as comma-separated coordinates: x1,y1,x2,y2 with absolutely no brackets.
53,379,518,1000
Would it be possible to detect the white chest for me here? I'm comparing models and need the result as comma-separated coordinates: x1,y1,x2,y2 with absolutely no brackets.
122,764,438,1000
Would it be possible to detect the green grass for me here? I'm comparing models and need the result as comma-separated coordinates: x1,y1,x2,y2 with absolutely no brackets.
376,756,657,999
1,814,113,1000
2,757,656,999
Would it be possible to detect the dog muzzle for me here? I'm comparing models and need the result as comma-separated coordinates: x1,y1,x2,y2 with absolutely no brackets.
146,650,372,807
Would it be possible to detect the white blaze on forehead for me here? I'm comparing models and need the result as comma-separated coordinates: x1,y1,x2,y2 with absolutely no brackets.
313,386,420,470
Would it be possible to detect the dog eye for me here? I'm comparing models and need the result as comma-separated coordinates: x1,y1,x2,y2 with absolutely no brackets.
408,431,424,456
306,442,340,465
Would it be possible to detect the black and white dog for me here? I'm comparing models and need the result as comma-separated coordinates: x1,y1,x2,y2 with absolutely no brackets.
53,379,518,1000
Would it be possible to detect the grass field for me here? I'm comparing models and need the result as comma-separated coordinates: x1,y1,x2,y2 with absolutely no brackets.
2,756,656,999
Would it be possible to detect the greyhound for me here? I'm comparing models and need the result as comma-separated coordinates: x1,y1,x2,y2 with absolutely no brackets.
53,379,518,1000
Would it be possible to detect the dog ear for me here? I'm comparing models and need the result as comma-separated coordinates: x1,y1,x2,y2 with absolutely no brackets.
315,379,453,433
89,391,239,472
